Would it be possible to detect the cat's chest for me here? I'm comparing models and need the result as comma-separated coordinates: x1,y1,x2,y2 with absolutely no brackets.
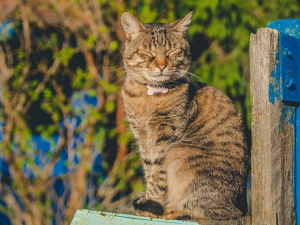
122,94,180,140
122,79,189,133
123,94,169,124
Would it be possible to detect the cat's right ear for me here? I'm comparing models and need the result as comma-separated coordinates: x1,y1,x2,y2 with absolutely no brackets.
121,12,148,41
170,11,193,38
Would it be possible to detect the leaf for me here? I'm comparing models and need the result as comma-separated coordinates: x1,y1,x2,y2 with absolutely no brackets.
99,25,108,33
55,47,74,66
105,101,115,113
85,35,96,49
43,88,53,99
109,41,118,51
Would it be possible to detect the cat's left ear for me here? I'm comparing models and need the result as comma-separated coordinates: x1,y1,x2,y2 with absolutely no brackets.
121,12,148,41
170,11,193,37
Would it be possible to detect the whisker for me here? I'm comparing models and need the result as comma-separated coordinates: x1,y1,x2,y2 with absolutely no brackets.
116,76,126,84
186,72,199,79
109,66,126,72
111,72,127,84
173,71,200,89
189,79,201,89
181,70,202,81
185,77,200,89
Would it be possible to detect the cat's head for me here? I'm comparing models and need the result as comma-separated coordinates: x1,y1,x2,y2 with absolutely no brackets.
121,12,193,86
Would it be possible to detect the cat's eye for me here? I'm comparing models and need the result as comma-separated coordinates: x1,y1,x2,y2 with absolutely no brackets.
137,50,154,60
167,49,184,58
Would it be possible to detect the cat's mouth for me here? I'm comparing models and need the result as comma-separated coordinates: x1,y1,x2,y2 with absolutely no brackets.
147,74,174,86
146,72,172,85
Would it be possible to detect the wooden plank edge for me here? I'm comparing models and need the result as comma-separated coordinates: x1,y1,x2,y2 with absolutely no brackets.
70,209,250,225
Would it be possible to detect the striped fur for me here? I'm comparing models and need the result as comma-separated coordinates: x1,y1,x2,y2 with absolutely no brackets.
121,12,248,220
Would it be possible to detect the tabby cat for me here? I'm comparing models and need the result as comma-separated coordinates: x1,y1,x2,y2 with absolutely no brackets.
120,11,248,220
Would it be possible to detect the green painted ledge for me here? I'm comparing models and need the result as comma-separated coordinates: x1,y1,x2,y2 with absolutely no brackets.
70,209,199,225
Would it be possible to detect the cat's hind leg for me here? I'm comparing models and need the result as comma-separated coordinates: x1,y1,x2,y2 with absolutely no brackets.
178,180,245,220
165,147,245,220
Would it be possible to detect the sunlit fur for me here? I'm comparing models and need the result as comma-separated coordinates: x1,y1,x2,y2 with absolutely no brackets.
121,12,249,221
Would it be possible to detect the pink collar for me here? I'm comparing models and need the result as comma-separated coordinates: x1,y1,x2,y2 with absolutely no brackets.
146,85,169,95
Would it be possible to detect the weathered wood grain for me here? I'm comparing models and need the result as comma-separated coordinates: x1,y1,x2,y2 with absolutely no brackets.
250,28,295,225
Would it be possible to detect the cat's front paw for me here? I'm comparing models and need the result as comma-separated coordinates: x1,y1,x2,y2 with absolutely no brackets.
133,192,147,207
133,193,164,216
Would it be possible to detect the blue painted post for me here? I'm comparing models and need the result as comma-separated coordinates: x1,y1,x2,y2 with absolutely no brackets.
267,19,300,224
297,106,300,222
250,23,297,224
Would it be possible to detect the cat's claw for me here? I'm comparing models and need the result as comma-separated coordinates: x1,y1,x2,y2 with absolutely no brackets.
160,212,191,220
136,210,159,218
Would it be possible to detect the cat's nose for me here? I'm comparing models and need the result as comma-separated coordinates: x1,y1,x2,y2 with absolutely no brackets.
158,64,167,71
155,57,167,71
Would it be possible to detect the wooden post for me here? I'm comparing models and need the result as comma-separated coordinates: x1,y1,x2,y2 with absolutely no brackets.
250,28,295,224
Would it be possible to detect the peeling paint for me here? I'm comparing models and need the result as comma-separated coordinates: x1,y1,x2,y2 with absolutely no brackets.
267,19,300,223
